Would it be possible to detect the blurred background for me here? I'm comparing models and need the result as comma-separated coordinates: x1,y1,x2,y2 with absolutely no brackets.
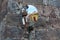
0,0,60,40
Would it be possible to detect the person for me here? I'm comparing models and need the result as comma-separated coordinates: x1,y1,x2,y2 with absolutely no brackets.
25,5,39,33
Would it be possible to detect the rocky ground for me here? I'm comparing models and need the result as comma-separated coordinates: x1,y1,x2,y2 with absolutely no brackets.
0,0,60,40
